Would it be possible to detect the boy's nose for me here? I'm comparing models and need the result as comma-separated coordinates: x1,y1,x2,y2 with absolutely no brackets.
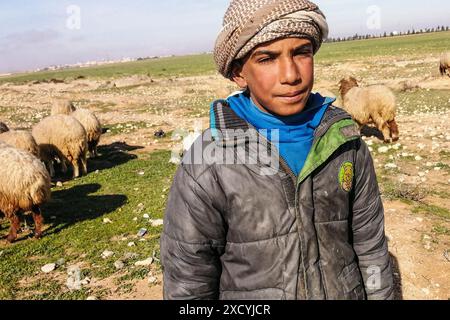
279,58,301,85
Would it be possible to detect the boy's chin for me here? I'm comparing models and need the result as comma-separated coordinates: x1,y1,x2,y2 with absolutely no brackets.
265,101,307,117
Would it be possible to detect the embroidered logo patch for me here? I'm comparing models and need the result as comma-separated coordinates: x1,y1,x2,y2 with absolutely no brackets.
339,161,354,192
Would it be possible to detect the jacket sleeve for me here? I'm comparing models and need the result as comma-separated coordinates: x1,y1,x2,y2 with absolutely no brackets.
351,139,394,300
160,164,226,300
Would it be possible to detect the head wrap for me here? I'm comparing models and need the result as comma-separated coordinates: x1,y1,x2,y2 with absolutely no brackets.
214,0,329,79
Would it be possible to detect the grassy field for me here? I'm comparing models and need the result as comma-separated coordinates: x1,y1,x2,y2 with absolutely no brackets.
0,31,449,300
1,31,449,85
0,148,177,299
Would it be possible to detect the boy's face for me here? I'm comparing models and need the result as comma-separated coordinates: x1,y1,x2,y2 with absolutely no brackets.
232,37,314,116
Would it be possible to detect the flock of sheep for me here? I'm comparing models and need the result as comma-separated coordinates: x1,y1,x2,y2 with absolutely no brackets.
0,101,101,243
1,52,448,244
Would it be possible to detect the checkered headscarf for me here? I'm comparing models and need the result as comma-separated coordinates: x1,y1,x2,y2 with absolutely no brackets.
214,0,328,79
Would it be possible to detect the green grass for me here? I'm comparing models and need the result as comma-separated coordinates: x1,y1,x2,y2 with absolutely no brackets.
316,31,450,63
104,121,151,135
412,203,450,220
0,148,177,299
0,54,216,85
397,89,450,115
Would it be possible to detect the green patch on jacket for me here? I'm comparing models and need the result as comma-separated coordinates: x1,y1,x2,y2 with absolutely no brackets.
298,119,359,186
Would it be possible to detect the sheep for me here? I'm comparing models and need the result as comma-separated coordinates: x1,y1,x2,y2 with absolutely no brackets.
51,100,102,158
440,52,450,77
339,76,399,143
0,122,9,133
0,141,51,243
32,115,88,178
71,108,102,157
0,130,40,158
51,100,76,116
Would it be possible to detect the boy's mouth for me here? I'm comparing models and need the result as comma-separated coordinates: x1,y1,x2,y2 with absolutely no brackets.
275,90,305,103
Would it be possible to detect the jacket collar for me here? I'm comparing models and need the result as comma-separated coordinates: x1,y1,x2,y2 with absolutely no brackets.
209,98,352,144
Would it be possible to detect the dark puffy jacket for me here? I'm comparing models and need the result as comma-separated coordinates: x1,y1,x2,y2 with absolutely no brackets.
160,100,394,300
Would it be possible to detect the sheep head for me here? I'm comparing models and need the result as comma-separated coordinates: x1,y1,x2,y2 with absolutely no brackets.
338,76,359,99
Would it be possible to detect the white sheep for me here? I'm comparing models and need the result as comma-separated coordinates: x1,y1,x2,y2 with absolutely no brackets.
339,76,399,143
0,141,51,243
0,130,40,158
32,115,88,178
51,100,76,116
0,122,9,133
71,108,102,157
440,52,450,77
51,100,102,158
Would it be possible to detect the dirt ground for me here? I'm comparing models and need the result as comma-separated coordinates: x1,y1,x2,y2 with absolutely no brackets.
0,62,449,299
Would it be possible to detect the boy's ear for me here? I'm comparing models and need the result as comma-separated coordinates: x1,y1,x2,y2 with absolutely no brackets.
231,61,248,89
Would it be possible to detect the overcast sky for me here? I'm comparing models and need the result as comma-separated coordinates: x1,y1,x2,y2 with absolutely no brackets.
0,0,448,73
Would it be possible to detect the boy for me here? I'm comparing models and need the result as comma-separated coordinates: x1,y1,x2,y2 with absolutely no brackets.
161,0,394,300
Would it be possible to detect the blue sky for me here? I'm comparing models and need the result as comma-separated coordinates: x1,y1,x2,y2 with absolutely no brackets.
0,0,448,73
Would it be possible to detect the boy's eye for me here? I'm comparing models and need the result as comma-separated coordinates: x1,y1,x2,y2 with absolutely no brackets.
295,49,313,56
258,57,274,64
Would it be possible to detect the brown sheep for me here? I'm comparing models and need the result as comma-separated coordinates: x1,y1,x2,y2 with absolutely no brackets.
0,141,51,242
32,115,88,178
339,76,399,143
440,52,450,77
0,122,9,133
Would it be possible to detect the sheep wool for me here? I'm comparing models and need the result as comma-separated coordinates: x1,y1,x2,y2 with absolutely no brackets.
32,114,88,178
0,141,51,242
51,100,76,116
0,130,40,158
440,52,450,77
339,77,399,143
71,108,102,157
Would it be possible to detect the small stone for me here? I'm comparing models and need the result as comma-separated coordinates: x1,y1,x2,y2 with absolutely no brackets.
135,257,154,267
415,155,423,161
41,263,56,273
114,260,125,270
137,171,145,176
421,288,430,295
136,203,145,212
143,213,150,219
127,242,136,247
56,258,66,267
132,217,138,222
95,170,99,174
416,217,423,222
103,218,113,224
56,181,63,187
101,250,114,259
123,252,139,261
137,228,147,237
148,276,157,284
149,219,164,227
378,146,389,153
86,296,98,300
80,277,90,285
